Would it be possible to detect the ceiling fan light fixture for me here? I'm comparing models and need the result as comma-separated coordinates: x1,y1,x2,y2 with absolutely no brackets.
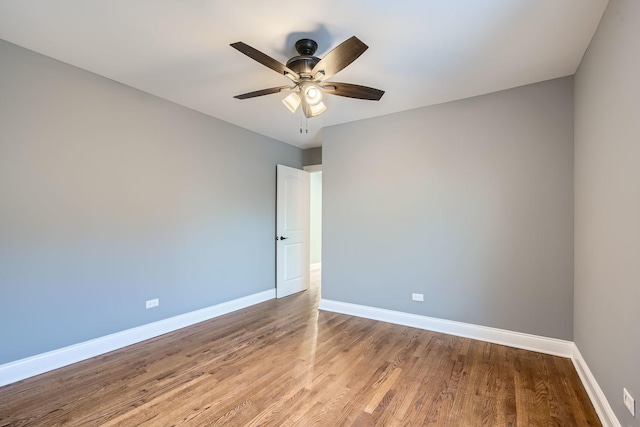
282,91,301,113
308,100,327,117
301,82,323,106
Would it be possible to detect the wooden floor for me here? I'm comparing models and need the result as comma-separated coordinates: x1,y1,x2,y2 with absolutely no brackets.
0,270,600,426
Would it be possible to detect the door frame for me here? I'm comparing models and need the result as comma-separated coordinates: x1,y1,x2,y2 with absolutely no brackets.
303,164,322,173
304,164,322,273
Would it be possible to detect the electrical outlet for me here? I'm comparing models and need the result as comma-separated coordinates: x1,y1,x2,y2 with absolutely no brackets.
412,293,424,302
623,388,635,416
146,298,159,309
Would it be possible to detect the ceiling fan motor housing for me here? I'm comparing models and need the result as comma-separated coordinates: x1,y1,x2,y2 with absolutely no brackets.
286,56,320,76
286,39,320,76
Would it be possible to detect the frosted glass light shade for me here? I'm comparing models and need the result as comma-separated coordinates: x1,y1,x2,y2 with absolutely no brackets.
282,92,301,113
302,82,323,106
308,101,326,117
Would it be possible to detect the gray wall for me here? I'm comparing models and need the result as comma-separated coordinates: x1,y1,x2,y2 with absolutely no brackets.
574,0,640,425
0,40,302,364
323,77,574,340
302,147,322,166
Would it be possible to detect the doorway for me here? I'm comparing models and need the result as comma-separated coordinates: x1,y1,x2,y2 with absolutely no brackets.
275,164,321,298
304,165,322,291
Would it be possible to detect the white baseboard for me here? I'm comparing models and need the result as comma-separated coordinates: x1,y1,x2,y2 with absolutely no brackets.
310,262,322,271
571,344,621,427
0,289,275,387
319,299,574,357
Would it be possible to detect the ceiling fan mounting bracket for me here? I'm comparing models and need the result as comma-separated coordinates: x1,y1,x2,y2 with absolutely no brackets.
295,39,318,56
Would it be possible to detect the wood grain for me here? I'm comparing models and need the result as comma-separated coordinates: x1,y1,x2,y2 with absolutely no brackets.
0,271,601,426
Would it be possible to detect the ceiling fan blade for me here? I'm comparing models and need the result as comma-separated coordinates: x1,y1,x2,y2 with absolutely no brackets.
231,42,300,80
311,36,368,81
233,86,292,100
322,82,385,101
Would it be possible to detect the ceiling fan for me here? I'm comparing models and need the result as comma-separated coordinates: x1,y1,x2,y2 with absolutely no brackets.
230,36,384,118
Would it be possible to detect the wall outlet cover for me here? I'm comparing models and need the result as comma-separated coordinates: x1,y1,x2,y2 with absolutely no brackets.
412,293,424,302
146,298,159,309
623,388,636,417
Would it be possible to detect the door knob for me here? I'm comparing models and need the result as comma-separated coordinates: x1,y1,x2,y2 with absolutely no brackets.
278,236,289,240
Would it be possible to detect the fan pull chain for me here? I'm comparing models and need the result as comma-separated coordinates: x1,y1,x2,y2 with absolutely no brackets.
298,117,310,134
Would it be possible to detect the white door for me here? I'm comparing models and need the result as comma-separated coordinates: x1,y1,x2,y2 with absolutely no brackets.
276,165,310,298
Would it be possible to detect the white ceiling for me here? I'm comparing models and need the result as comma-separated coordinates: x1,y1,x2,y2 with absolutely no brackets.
0,1,607,149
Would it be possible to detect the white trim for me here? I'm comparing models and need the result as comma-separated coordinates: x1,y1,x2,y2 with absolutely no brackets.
310,262,322,271
571,344,621,427
0,289,275,387
319,299,573,357
303,164,322,173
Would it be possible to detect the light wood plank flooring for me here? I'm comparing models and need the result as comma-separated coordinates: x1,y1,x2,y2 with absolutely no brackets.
0,271,600,426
